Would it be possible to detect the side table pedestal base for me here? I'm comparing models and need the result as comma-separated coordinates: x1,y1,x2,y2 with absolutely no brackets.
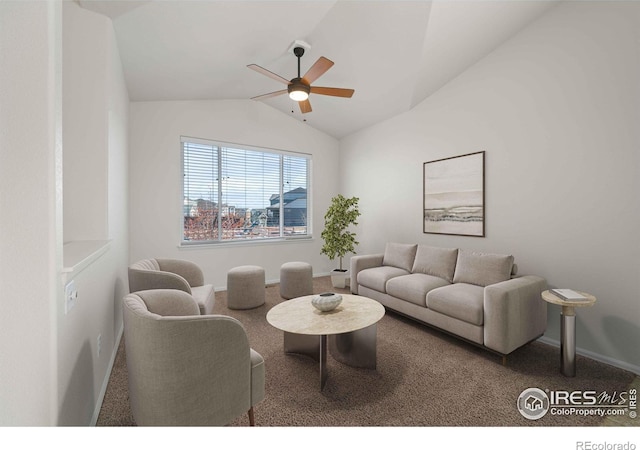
560,312,576,377
542,290,596,378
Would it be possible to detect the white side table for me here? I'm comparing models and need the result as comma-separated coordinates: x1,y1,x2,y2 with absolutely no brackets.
542,290,596,377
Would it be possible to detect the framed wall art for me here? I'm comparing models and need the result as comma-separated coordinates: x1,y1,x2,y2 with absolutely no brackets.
423,151,485,237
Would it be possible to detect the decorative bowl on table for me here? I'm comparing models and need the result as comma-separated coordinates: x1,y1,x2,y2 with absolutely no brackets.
311,292,342,312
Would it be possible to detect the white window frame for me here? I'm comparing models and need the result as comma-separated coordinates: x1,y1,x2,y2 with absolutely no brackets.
180,136,312,246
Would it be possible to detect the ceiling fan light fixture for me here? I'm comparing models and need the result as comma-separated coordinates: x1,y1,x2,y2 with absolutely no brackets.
288,79,310,101
289,89,309,101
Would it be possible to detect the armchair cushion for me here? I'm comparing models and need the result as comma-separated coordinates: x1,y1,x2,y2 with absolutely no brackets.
157,258,205,287
135,289,200,317
128,259,191,293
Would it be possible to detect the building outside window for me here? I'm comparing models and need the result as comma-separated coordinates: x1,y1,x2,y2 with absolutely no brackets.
182,137,310,244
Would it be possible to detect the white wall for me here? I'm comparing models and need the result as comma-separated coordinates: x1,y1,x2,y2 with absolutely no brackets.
129,100,340,288
0,0,61,426
62,1,108,242
56,2,130,425
340,1,640,372
0,1,130,426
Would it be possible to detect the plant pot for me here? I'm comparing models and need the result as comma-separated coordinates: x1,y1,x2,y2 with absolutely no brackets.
330,269,349,289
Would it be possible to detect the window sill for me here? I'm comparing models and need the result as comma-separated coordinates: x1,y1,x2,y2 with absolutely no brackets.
178,236,314,250
62,240,111,283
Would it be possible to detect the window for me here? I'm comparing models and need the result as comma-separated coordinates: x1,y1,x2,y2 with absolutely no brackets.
182,137,311,244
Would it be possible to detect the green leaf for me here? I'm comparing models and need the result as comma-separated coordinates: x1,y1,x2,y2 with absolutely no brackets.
320,195,361,270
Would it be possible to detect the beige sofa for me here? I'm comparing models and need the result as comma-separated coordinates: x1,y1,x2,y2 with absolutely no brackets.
350,243,547,359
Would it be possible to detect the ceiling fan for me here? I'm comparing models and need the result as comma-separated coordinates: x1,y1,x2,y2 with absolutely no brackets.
247,46,354,114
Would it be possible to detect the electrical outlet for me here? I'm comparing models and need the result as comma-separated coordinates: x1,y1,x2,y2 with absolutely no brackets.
97,334,102,357
64,280,77,314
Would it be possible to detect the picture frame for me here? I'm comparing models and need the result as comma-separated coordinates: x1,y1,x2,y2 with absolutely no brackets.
423,151,485,237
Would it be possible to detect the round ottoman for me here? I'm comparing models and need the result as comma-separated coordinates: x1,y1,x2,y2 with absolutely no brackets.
280,262,313,299
227,265,265,310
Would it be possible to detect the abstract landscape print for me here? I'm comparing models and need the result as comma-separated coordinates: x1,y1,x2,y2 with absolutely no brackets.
423,151,485,237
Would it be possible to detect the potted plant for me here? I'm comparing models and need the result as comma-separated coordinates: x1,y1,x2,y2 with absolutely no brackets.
320,195,361,288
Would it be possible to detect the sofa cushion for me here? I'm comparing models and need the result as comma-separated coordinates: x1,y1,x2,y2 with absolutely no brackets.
411,245,458,283
387,273,451,307
452,250,514,287
358,266,409,293
382,243,417,272
426,283,485,326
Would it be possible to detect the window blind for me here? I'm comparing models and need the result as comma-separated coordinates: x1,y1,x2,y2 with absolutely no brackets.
182,138,310,243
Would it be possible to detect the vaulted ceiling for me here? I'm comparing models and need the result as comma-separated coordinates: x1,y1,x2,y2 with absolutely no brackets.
78,0,557,139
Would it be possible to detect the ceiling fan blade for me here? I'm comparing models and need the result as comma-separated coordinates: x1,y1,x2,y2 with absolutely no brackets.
302,57,334,84
250,89,288,101
310,86,355,98
299,99,312,114
247,64,291,85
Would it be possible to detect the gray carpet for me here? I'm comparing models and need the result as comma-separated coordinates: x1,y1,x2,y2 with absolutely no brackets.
97,276,636,427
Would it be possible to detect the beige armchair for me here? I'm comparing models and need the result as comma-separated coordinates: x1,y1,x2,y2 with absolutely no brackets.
128,258,215,315
123,289,265,426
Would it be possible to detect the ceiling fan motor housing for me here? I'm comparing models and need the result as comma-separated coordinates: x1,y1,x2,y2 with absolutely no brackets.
288,77,310,95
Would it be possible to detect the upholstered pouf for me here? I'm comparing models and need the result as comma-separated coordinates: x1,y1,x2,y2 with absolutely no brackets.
280,262,313,299
227,265,265,310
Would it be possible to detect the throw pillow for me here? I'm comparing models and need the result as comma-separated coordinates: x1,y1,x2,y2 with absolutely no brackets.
411,245,459,282
382,243,418,272
452,250,514,287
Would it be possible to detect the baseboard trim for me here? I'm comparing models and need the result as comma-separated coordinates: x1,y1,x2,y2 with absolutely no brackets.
91,325,124,426
267,272,333,286
537,336,640,376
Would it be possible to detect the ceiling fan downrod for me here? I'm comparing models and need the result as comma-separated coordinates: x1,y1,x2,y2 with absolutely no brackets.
288,46,310,100
293,46,305,78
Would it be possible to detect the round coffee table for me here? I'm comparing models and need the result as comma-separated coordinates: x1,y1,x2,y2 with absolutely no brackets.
266,294,385,390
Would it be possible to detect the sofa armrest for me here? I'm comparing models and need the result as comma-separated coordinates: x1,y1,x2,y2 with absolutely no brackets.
157,258,205,287
349,253,384,294
483,275,548,355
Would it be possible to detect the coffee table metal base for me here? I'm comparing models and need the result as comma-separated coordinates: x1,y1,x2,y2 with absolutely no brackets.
283,324,377,390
